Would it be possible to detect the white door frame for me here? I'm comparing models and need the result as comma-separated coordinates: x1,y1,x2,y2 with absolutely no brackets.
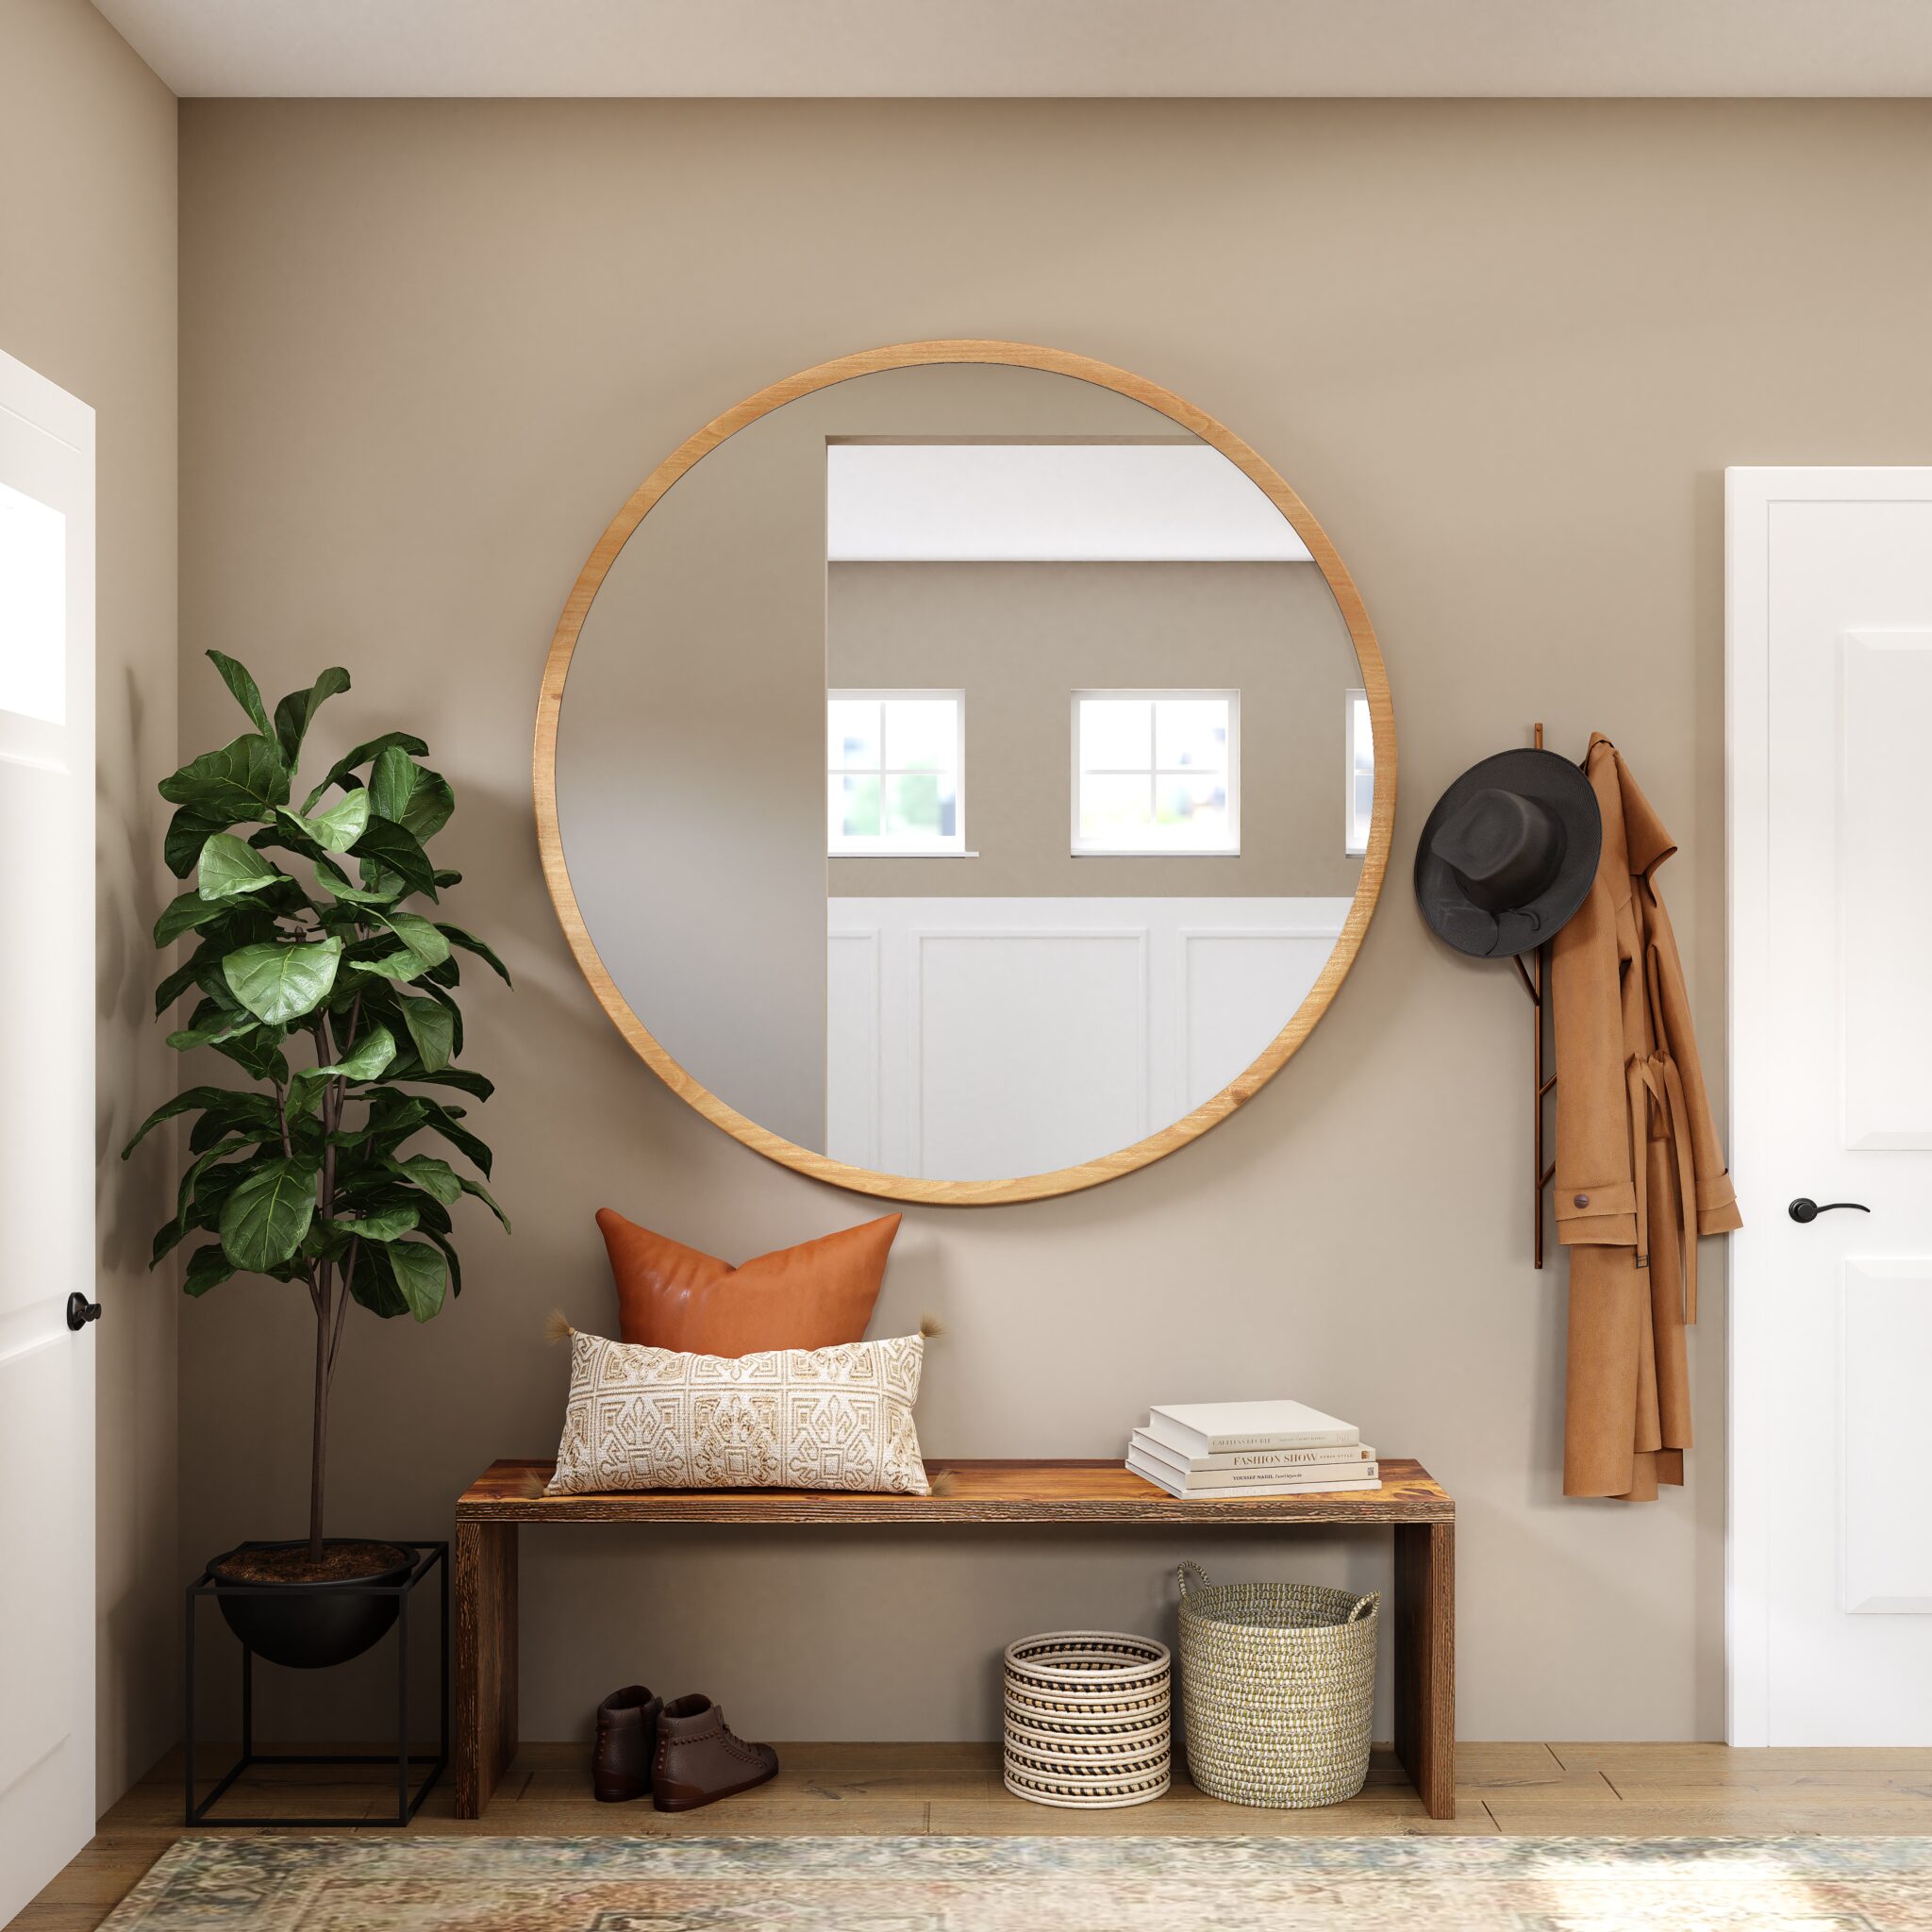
1724,464,1932,1745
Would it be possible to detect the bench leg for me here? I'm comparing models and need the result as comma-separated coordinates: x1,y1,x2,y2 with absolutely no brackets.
1392,1521,1455,1819
456,1520,518,1819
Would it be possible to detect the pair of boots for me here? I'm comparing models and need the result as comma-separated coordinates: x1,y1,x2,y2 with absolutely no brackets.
593,1688,779,1810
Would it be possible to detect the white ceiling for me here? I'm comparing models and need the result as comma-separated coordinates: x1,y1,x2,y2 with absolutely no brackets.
826,445,1313,563
92,0,1932,99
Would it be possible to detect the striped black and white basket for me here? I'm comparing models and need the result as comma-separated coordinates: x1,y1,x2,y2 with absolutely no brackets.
1001,1630,1172,1808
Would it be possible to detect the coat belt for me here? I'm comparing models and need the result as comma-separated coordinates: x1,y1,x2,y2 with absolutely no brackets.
1624,1049,1701,1324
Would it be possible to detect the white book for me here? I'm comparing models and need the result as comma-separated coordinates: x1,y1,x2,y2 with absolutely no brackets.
1125,1452,1382,1501
1144,1400,1358,1459
1128,1429,1378,1477
1126,1451,1381,1493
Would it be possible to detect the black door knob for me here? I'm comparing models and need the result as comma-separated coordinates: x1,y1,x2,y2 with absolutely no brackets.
65,1292,102,1331
1788,1197,1871,1224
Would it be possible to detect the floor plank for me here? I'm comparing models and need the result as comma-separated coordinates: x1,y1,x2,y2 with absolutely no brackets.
32,1740,1932,1931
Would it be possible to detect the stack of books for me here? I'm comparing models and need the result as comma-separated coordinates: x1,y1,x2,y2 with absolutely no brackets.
1125,1399,1378,1499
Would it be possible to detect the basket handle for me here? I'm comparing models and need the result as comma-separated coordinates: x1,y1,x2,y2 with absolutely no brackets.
1348,1591,1381,1624
1177,1559,1212,1599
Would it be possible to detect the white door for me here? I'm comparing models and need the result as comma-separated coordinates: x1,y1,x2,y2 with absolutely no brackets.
0,349,97,1921
1728,466,1932,1744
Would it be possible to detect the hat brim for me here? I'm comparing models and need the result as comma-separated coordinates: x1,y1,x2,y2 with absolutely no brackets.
1413,747,1604,958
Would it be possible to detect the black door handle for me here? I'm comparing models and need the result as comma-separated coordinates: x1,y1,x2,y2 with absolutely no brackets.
66,1292,102,1330
1789,1197,1871,1224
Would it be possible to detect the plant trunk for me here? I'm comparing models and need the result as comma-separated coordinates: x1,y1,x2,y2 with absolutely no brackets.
308,1275,329,1561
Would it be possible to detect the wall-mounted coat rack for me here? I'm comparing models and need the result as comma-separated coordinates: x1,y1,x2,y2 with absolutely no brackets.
1415,720,1602,1272
1513,725,1557,1268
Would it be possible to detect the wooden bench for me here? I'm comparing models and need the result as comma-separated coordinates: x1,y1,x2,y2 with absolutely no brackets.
454,1456,1456,1819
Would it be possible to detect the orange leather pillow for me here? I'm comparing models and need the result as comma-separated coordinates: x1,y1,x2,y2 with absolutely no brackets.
597,1208,901,1357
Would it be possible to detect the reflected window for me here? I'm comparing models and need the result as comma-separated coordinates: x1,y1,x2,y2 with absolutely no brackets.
1345,689,1374,855
1073,691,1239,856
828,690,965,855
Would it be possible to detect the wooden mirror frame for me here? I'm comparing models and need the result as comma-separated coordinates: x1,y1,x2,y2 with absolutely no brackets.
534,340,1395,1205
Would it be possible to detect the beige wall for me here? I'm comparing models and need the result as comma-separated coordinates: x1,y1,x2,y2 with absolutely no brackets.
0,0,178,1807
828,559,1364,898
175,96,1932,1747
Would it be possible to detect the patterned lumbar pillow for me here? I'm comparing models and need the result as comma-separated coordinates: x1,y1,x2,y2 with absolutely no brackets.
547,1326,930,1497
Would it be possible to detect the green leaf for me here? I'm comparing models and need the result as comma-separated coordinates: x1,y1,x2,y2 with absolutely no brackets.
209,1029,291,1086
164,1012,252,1052
458,1173,511,1233
313,855,399,907
276,788,371,856
395,1066,493,1102
165,808,227,878
223,936,342,1024
217,1156,319,1271
301,731,429,814
154,956,206,1014
206,650,272,737
289,1022,397,1109
122,1085,257,1159
396,995,454,1072
196,832,291,902
326,1205,418,1243
183,1244,238,1297
272,666,351,765
387,1153,461,1205
351,818,438,900
385,1241,447,1322
350,911,452,984
369,745,419,823
188,1094,286,1156
158,733,291,822
155,892,232,948
369,751,454,843
436,924,512,986
345,1241,408,1318
415,1097,492,1178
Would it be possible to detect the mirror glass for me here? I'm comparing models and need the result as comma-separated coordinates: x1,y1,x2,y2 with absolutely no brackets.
554,359,1378,1187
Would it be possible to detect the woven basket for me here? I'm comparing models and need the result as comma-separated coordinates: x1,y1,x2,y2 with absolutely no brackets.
1175,1560,1378,1808
1001,1630,1172,1809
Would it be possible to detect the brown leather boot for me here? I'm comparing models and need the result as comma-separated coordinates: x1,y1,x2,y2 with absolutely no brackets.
592,1685,663,1803
652,1694,779,1811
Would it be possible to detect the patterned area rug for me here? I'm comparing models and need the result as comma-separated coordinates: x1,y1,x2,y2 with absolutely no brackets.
103,1833,1932,1930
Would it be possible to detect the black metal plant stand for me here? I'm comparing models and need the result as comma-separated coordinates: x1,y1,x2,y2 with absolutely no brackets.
184,1541,449,1826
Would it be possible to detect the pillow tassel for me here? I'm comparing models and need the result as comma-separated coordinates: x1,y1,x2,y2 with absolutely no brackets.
544,1308,575,1347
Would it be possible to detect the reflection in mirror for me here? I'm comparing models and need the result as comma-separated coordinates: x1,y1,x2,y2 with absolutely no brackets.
556,361,1374,1186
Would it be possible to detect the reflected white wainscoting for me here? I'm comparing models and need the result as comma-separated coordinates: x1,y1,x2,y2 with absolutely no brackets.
825,897,1349,1181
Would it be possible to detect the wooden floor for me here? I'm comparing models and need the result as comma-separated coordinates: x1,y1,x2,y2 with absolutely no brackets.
21,1740,1932,1929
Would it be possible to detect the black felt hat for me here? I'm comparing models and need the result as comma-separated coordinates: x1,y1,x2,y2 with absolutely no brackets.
1414,747,1603,958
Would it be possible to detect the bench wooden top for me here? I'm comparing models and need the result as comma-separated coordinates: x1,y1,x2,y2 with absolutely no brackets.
456,1457,1451,1525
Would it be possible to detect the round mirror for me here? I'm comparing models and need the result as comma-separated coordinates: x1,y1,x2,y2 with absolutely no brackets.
537,342,1393,1205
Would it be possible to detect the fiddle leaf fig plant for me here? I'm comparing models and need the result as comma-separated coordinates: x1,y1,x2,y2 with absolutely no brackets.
126,652,511,1559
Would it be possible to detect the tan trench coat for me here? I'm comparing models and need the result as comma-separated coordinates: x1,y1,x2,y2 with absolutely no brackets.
1552,734,1740,1501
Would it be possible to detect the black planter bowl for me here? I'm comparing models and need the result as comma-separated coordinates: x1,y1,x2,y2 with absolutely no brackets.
208,1540,415,1670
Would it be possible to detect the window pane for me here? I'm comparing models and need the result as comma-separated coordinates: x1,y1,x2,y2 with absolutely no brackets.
1347,691,1374,852
884,772,956,840
883,698,956,774
1155,773,1231,844
0,479,66,725
828,697,881,772
1078,698,1151,771
1078,772,1155,844
831,774,881,839
1154,697,1228,773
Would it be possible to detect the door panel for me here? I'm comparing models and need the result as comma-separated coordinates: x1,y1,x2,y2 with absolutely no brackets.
1840,1259,1932,1616
1840,633,1932,1149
